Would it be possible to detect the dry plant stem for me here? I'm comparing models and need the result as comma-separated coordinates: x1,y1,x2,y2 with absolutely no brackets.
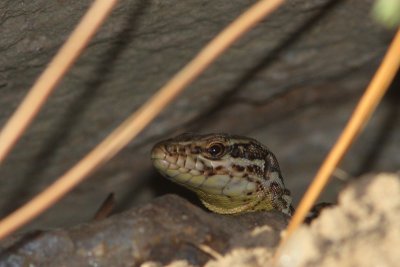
0,0,119,164
93,193,116,220
275,29,400,260
0,0,284,240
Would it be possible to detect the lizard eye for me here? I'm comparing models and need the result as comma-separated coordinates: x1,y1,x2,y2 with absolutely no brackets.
206,142,225,158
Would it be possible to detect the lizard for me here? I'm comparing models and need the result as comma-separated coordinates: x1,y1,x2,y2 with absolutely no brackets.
151,133,294,216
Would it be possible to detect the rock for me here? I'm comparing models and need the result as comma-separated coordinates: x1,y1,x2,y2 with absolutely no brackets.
1,173,399,266
0,195,288,267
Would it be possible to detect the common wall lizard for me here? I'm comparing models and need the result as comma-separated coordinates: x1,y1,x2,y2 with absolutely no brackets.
151,133,294,216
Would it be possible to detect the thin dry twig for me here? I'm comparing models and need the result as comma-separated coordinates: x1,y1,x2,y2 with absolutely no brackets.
274,29,400,260
0,0,285,240
93,193,116,221
196,244,223,260
0,0,119,164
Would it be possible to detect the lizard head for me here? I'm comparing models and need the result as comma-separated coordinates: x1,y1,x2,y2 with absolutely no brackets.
151,133,292,215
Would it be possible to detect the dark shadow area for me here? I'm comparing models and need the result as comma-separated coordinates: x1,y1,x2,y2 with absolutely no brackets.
354,69,400,176
185,0,343,132
115,168,203,214
0,1,150,215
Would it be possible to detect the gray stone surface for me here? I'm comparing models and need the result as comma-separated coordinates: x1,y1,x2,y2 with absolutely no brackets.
0,195,288,267
0,0,398,231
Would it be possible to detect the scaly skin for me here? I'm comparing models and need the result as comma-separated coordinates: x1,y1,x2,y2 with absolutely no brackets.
151,133,294,216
